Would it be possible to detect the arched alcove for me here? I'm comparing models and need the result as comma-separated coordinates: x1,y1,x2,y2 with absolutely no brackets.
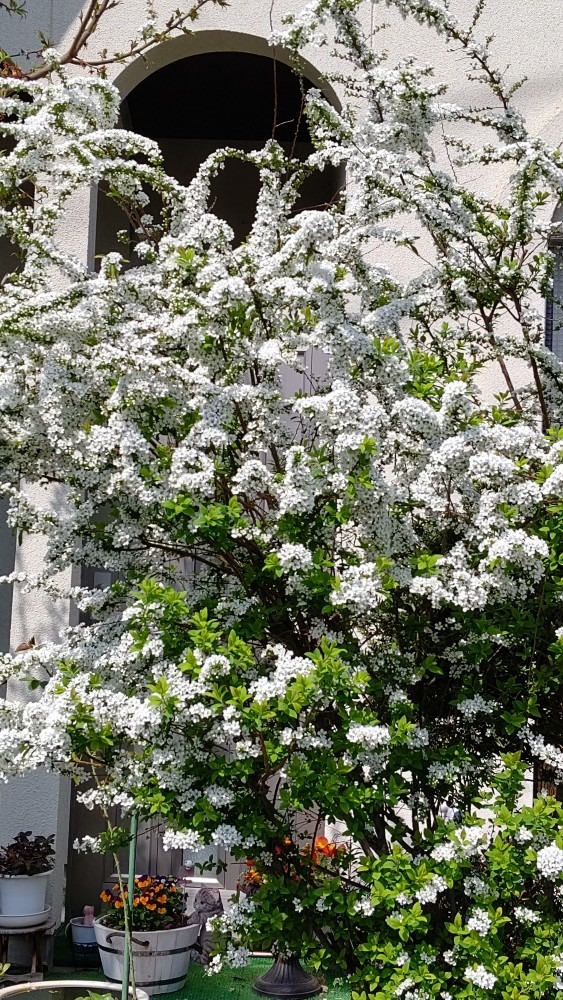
95,47,343,251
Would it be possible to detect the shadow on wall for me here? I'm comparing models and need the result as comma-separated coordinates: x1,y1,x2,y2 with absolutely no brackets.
546,203,563,360
0,167,24,661
0,1,94,71
0,500,15,664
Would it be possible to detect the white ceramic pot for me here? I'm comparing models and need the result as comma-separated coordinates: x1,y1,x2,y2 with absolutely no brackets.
0,980,149,1000
94,917,199,997
0,908,51,929
69,915,98,946
0,872,50,917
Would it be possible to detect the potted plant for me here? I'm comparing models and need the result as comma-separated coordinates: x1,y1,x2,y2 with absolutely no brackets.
94,876,198,996
0,832,55,920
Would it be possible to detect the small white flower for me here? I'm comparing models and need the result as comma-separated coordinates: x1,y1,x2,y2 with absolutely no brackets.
463,875,489,899
73,835,101,854
395,978,414,997
396,892,413,906
354,897,375,916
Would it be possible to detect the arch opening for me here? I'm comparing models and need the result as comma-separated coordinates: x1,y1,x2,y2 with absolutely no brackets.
95,49,344,252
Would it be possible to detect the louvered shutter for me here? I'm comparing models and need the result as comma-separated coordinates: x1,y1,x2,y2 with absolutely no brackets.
547,242,563,357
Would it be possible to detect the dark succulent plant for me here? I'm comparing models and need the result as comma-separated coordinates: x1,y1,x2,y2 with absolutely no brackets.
0,831,55,876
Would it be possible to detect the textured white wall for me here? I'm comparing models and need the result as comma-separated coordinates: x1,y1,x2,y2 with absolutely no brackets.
0,187,97,932
3,0,562,134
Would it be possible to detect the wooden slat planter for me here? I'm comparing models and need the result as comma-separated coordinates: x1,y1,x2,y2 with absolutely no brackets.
94,918,199,996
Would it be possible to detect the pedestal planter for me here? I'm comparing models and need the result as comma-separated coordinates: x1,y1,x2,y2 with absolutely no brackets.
0,873,50,917
253,956,321,999
94,917,199,996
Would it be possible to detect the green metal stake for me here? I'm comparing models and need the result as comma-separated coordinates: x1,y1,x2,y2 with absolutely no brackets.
121,812,139,1000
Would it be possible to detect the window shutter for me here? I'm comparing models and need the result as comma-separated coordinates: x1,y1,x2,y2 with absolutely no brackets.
547,242,563,357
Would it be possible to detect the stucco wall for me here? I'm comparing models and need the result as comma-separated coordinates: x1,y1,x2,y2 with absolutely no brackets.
0,491,76,934
0,188,97,934
3,1,562,136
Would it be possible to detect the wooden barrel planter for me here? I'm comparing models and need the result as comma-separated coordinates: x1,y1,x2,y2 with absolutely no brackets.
94,918,199,996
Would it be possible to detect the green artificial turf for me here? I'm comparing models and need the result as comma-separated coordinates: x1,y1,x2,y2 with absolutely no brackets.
43,959,351,1000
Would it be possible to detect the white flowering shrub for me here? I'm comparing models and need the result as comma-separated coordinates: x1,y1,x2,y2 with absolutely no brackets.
210,758,563,999
1,0,563,996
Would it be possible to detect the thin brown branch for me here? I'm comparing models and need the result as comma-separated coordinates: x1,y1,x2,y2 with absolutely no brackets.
497,354,524,413
26,0,226,80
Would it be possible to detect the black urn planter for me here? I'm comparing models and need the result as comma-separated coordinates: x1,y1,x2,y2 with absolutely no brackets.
253,955,321,999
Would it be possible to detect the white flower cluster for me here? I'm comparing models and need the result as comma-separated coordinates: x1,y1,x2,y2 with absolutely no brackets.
466,908,492,937
206,785,236,808
250,645,315,703
395,892,413,906
536,844,563,880
224,944,251,969
430,842,456,862
464,966,497,989
514,906,540,924
276,543,314,574
415,875,447,904
162,829,205,853
395,977,414,997
457,695,496,720
347,724,391,749
210,896,255,935
330,564,385,613
73,835,102,854
452,824,493,858
406,727,429,749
